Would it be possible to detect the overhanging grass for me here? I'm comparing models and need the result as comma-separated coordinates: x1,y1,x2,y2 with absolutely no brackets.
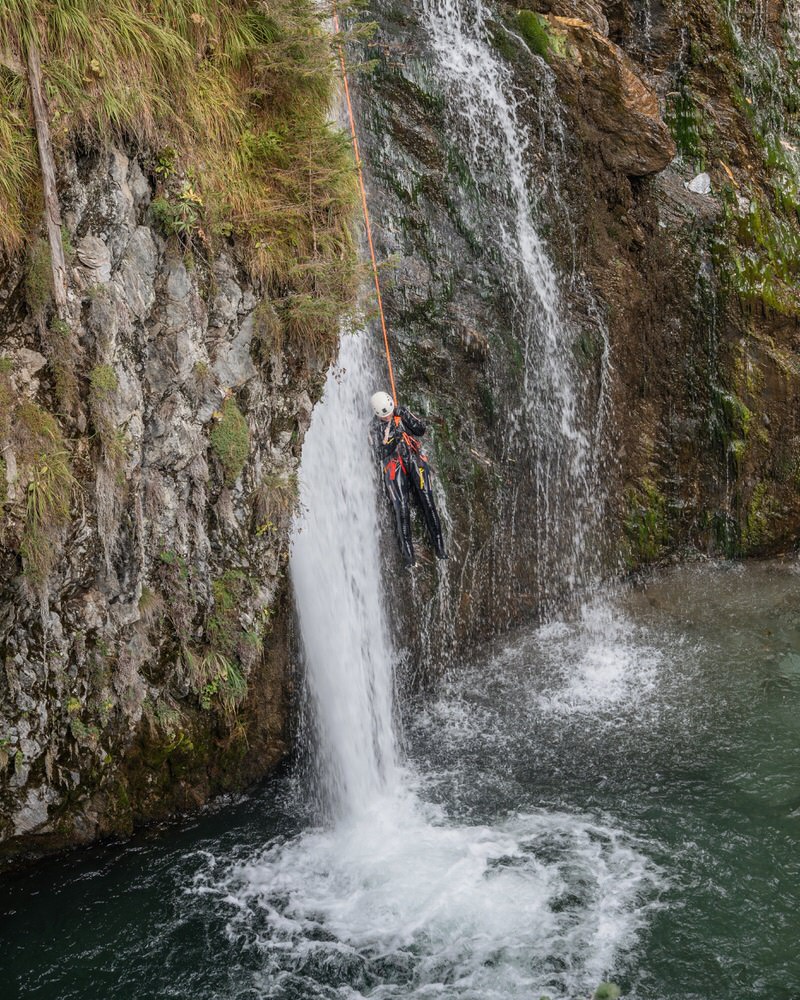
0,0,359,341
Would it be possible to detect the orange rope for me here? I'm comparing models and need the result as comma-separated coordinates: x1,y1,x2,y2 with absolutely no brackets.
332,4,398,407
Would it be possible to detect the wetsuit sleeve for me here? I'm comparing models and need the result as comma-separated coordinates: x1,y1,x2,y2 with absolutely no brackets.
397,405,426,436
372,417,400,461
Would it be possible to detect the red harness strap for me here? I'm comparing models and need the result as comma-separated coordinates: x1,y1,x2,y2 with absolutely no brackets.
386,456,407,480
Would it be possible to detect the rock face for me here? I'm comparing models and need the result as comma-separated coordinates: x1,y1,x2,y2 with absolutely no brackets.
544,15,676,175
355,0,800,674
0,147,325,862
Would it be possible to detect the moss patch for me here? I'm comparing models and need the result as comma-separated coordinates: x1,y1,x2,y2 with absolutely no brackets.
210,397,250,487
624,477,668,564
740,480,778,552
14,401,77,583
665,82,711,169
710,386,753,469
714,190,800,315
517,10,552,59
25,237,53,317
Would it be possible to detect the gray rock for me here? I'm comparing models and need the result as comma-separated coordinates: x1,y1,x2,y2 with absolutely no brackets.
0,142,319,861
115,227,158,321
76,235,112,282
13,786,58,836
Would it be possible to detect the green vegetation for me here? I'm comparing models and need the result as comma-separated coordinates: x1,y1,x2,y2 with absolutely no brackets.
573,328,604,369
0,351,13,445
148,697,187,744
158,547,188,577
138,586,163,622
191,360,216,401
89,363,118,398
488,22,517,63
14,400,77,583
60,224,74,259
150,186,203,244
169,563,272,728
25,237,52,315
624,477,668,564
44,317,78,412
88,363,124,462
0,0,358,342
251,298,284,359
741,480,777,551
709,2,800,316
714,189,800,315
210,396,250,486
196,650,247,721
250,470,299,533
710,385,752,468
0,68,35,255
208,569,251,656
665,82,710,169
517,10,552,59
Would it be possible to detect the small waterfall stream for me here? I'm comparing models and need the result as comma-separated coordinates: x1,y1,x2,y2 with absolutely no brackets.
420,0,608,611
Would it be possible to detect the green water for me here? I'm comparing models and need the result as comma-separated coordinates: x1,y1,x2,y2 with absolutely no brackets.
2,561,799,999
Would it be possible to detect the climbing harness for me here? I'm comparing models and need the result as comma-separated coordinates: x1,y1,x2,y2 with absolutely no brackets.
331,2,398,408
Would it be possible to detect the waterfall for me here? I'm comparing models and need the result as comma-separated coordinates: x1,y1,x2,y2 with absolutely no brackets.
420,0,608,611
291,0,606,822
291,330,398,817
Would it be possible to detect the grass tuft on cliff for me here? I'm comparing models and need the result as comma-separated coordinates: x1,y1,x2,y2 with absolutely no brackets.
0,0,359,343
15,401,77,583
210,396,250,487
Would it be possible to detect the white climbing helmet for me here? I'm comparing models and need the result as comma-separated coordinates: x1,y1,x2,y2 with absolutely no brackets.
370,390,394,419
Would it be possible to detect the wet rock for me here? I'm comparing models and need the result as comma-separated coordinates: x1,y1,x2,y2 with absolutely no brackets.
530,0,609,35
546,16,676,175
13,786,58,836
461,327,490,361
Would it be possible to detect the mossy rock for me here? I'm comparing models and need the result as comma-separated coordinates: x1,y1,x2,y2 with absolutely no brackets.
624,477,668,564
517,10,555,59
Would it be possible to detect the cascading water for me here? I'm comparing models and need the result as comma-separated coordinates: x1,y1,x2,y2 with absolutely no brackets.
201,321,657,992
291,332,398,818
418,0,609,613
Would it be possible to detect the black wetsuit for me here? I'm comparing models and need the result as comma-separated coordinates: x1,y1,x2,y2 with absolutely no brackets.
371,406,446,567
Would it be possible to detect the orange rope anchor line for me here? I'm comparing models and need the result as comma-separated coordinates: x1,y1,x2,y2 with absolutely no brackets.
332,3,398,406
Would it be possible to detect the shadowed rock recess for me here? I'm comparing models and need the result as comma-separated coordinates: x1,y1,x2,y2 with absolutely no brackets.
3,0,800,862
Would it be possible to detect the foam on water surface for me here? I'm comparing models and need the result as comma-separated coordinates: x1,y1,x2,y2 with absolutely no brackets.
196,788,658,1000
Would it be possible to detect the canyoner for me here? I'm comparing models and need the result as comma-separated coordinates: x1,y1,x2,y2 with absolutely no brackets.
370,391,447,567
